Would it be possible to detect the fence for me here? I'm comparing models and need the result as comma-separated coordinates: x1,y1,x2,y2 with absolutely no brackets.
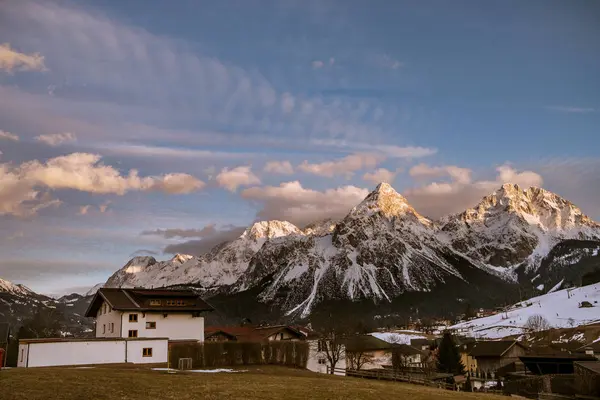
168,341,308,369
503,374,575,398
331,367,456,390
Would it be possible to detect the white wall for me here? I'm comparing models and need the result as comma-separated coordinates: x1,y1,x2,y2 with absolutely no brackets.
95,300,123,338
306,340,346,375
17,339,168,368
126,339,168,364
121,312,204,341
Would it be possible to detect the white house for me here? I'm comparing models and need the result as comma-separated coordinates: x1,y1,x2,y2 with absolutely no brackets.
86,288,214,341
17,288,213,368
306,338,347,375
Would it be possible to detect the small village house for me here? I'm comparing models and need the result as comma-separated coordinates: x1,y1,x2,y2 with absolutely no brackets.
345,335,398,370
459,342,478,374
18,288,213,368
468,340,528,375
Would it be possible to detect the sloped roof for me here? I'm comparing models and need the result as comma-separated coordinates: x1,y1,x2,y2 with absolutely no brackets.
410,338,430,347
394,344,423,356
345,335,397,352
577,340,600,353
205,325,306,342
85,288,213,317
469,340,526,358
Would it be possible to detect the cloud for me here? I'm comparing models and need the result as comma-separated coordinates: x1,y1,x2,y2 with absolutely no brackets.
79,205,91,215
162,225,247,256
363,168,402,185
0,129,19,141
310,140,437,159
298,153,384,178
312,60,324,69
373,54,403,69
142,225,218,239
241,181,369,226
34,132,77,146
0,153,205,216
403,164,543,219
546,106,596,114
216,166,260,192
263,160,294,175
409,163,472,184
0,42,46,72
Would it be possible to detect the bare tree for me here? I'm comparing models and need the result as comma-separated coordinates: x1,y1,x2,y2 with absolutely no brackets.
524,314,550,332
346,349,374,371
317,335,346,374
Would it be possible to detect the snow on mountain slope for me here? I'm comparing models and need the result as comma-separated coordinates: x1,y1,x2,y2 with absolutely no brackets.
370,331,426,345
104,220,303,289
451,283,600,339
237,183,489,317
438,184,600,273
83,283,104,297
0,277,36,297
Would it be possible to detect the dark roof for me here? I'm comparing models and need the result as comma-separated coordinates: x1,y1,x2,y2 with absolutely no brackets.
345,335,396,352
577,340,600,352
469,340,526,358
85,288,214,317
0,322,10,344
394,344,423,356
574,361,600,375
205,325,306,342
520,355,597,375
410,338,430,347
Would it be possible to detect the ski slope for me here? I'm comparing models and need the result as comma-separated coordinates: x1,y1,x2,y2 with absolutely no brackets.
451,283,600,339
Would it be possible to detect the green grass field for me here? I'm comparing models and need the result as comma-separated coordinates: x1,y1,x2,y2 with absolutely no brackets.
1,366,505,400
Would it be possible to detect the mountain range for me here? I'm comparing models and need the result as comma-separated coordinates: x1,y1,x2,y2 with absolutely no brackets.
3,182,600,328
102,183,600,323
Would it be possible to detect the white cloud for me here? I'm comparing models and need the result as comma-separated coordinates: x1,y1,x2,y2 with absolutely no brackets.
264,160,294,175
312,60,324,69
310,140,437,159
363,168,402,185
299,153,384,178
242,181,369,226
0,153,205,216
35,132,77,146
216,166,260,192
403,164,543,219
546,106,596,114
409,163,472,184
0,130,19,141
0,42,46,72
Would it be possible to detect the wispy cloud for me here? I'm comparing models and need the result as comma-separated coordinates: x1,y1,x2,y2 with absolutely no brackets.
363,168,402,185
546,106,596,114
373,54,403,70
35,132,77,146
298,153,384,178
0,42,46,73
264,160,294,175
0,129,19,141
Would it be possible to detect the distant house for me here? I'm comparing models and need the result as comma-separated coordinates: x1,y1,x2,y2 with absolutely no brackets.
577,340,600,360
302,329,347,375
345,335,398,370
468,340,528,375
86,288,214,341
459,342,478,374
392,344,424,366
204,325,305,342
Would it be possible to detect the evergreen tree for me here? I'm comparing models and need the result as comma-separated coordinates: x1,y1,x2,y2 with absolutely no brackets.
17,306,64,339
437,332,466,375
464,303,476,320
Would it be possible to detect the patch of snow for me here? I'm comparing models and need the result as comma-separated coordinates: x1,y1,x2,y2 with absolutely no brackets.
549,279,564,293
370,332,426,345
537,284,544,291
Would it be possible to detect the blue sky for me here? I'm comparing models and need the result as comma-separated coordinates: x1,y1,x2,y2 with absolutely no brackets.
0,0,599,295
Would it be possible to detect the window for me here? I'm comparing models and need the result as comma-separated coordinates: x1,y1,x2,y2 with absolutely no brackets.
129,314,138,323
150,299,161,306
318,358,326,365
128,330,138,338
102,324,106,334
110,323,114,333
20,349,24,362
166,299,186,306
317,340,325,352
146,321,156,329
176,300,185,306
142,348,153,357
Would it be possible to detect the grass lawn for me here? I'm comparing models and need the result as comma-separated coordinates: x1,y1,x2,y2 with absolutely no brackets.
1,366,505,400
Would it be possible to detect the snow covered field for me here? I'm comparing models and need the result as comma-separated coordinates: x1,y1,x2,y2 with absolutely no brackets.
370,331,426,344
451,283,600,339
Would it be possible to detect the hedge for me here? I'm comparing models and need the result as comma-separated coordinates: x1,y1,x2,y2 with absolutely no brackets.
169,341,308,369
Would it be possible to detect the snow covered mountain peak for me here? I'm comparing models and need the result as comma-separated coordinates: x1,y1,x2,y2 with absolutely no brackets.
242,220,303,241
170,254,194,264
0,277,35,297
351,182,429,223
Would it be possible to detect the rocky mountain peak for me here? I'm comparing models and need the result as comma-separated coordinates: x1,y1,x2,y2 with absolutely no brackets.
349,182,430,224
242,220,302,241
170,254,194,264
0,277,35,297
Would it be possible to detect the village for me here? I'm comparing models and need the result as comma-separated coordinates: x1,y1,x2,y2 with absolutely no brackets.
2,286,599,399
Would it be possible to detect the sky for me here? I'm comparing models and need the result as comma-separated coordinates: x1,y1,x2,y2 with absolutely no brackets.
0,0,599,296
